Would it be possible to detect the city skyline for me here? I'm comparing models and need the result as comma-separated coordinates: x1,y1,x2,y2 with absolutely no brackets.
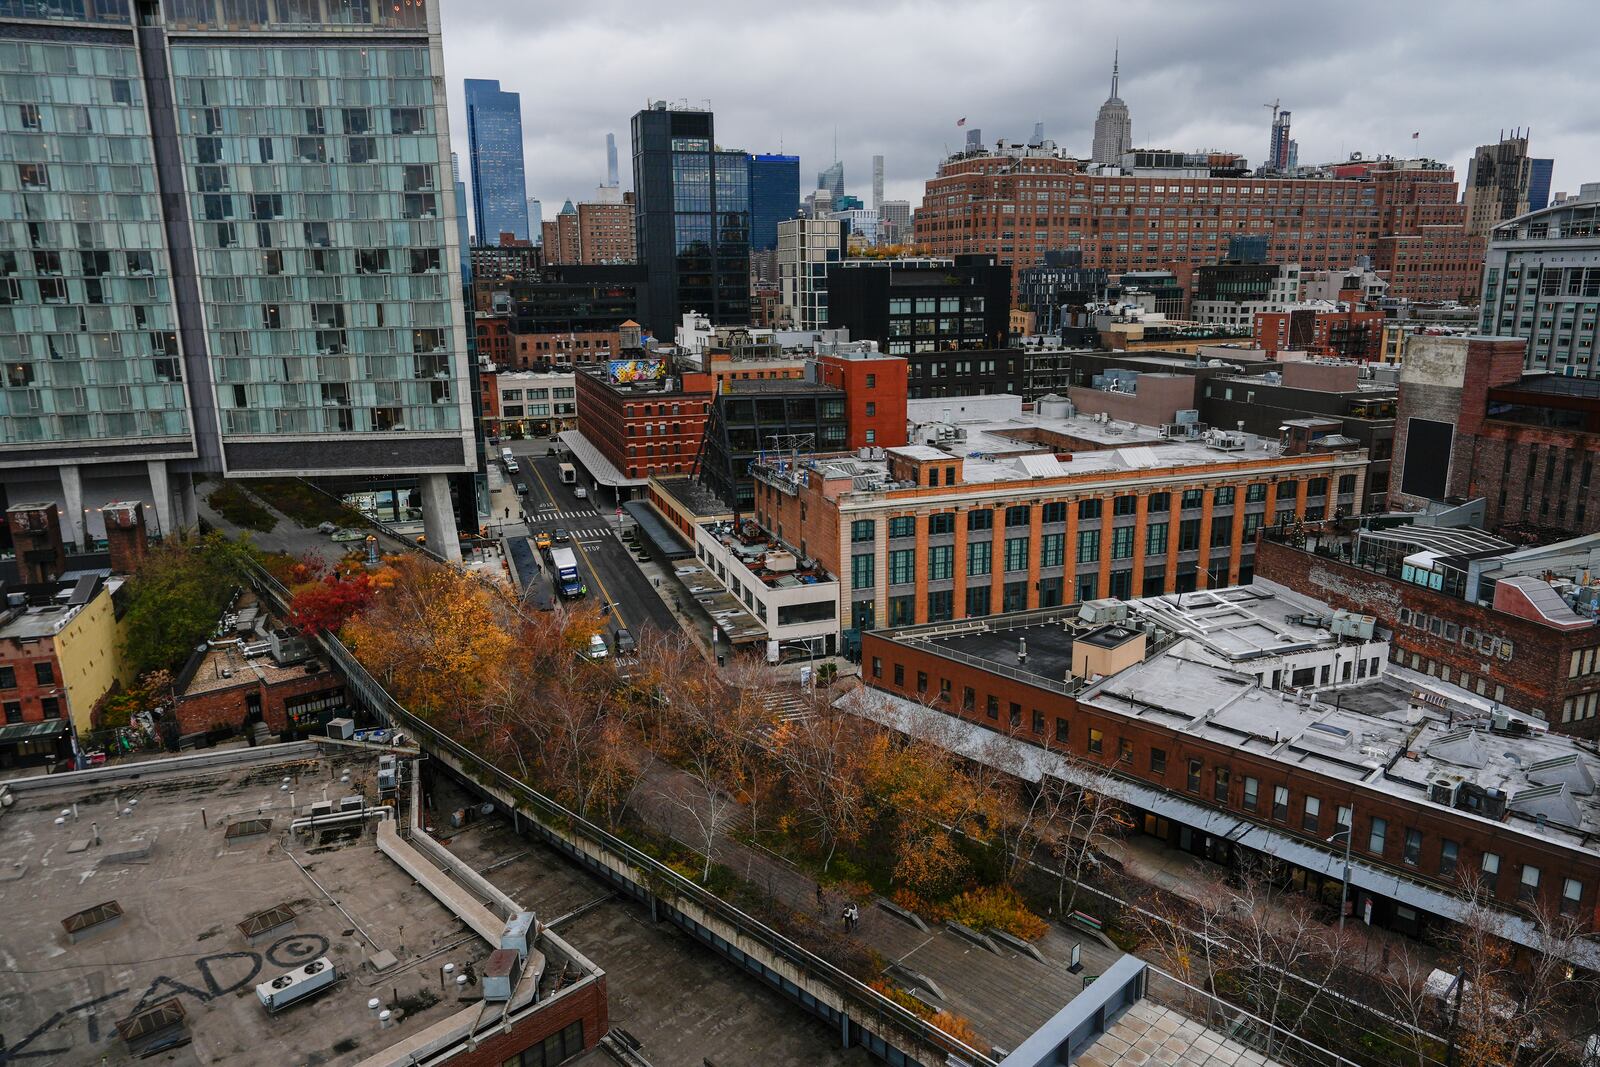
440,0,1594,230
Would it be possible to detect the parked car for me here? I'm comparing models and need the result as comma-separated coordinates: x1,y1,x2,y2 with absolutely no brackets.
553,528,570,544
573,486,588,500
612,627,637,655
585,634,609,660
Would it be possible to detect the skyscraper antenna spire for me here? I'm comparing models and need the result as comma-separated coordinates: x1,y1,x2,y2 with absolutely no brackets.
1111,40,1119,98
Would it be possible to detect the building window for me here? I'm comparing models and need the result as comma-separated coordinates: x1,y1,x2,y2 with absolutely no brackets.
41,697,60,720
1302,795,1320,832
1088,728,1103,754
962,686,975,711
967,509,993,531
1186,759,1202,792
3,701,20,724
1518,864,1542,904
1402,828,1422,866
34,661,53,685
1006,505,1031,527
1040,532,1065,568
1055,718,1069,743
1042,502,1068,523
1368,816,1387,855
893,663,905,686
852,554,875,590
888,549,915,585
889,516,915,539
871,657,882,679
1336,805,1351,833
1178,518,1201,551
1214,486,1235,506
916,671,928,694
966,585,990,617
889,595,914,625
1008,702,1021,727
0,666,13,689
1272,785,1289,821
1147,492,1170,512
1118,737,1132,762
1146,522,1168,555
967,540,992,576
1181,488,1204,509
851,520,875,543
927,512,955,535
1562,877,1583,916
986,695,999,720
1481,852,1500,893
1149,747,1166,773
1439,839,1459,878
1111,526,1134,560
928,545,953,581
1246,483,1267,503
1077,529,1100,563
1213,767,1230,803
1004,537,1029,572
1242,777,1259,811
1078,498,1102,520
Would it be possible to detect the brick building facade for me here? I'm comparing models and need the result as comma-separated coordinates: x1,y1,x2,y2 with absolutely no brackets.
858,593,1600,947
173,643,344,737
574,365,714,482
816,350,909,450
1252,306,1386,361
1255,530,1600,740
913,151,1482,307
1391,333,1600,537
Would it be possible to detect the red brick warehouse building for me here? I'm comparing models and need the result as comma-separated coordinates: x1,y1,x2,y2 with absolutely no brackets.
855,586,1600,965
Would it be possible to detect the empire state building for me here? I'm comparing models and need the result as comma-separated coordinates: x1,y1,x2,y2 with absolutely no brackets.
1092,50,1133,165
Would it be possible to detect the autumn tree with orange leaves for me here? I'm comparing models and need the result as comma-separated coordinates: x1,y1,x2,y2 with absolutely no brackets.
344,556,513,733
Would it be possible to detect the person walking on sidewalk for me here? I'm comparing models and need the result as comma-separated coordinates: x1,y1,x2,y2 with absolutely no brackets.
816,883,824,908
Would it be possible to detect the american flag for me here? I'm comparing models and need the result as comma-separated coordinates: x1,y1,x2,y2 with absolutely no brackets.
956,117,966,127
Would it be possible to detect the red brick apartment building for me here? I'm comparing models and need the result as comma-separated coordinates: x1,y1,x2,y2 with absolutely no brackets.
856,587,1600,962
574,363,714,483
913,151,1482,306
815,349,910,449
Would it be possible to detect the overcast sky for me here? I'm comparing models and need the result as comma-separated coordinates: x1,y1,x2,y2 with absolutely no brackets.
440,0,1597,233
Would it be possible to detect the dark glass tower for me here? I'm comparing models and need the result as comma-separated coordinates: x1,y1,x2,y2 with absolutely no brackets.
464,79,530,242
747,154,799,252
631,104,749,337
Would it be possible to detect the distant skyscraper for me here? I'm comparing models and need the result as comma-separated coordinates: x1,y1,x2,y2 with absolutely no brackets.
1268,109,1292,171
1528,157,1555,213
1029,122,1046,147
452,153,471,275
527,198,544,246
818,160,844,199
1091,50,1132,165
465,78,530,242
749,154,801,252
872,155,885,209
606,133,619,188
1464,132,1535,236
632,103,750,334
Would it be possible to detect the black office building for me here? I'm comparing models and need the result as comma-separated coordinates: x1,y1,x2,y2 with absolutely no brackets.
506,264,646,335
632,103,751,337
696,379,847,511
1017,251,1110,336
826,255,1010,354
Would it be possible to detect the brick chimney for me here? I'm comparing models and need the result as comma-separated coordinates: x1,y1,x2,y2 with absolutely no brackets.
103,500,148,575
6,502,66,584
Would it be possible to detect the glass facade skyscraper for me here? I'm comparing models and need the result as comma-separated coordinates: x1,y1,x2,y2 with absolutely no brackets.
631,104,749,337
1,0,474,560
464,78,529,243
747,153,798,252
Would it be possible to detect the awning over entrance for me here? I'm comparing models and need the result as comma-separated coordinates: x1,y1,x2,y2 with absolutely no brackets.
557,431,646,489
0,719,69,744
621,500,694,561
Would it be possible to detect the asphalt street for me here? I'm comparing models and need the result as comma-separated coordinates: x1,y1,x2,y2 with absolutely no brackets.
501,440,680,640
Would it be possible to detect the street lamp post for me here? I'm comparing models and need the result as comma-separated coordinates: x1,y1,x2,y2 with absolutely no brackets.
1328,827,1354,934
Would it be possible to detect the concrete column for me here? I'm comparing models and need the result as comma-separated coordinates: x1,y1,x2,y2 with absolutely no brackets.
419,473,462,562
146,459,175,539
912,512,929,624
177,471,199,533
1196,488,1216,591
59,464,85,549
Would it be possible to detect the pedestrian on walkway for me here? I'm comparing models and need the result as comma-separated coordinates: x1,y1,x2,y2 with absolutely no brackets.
504,506,510,519
815,883,824,907
841,907,851,932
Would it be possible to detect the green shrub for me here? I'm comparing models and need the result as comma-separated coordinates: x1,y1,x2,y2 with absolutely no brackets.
206,482,275,532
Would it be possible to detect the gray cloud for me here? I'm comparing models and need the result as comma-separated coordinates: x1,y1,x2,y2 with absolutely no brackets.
439,0,1596,233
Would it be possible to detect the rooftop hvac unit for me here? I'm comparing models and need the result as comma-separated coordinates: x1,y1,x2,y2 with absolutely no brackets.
255,957,335,1013
1429,779,1458,806
1204,429,1248,451
483,949,520,1002
338,795,365,812
501,912,537,962
1328,609,1376,640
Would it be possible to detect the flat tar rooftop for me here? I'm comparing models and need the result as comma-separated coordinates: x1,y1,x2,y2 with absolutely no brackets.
889,582,1600,853
0,748,500,1066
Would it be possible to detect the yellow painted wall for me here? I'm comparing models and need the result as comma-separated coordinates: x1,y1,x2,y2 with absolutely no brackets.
55,585,133,732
